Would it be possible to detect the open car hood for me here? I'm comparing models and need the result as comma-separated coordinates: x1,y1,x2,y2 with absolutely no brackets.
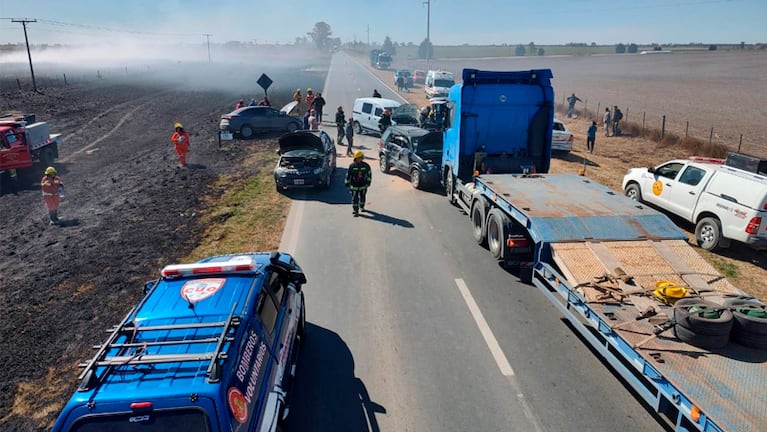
392,104,419,120
278,131,324,154
280,101,298,115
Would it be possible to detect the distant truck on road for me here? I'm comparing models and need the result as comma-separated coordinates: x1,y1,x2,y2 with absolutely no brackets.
369,49,391,70
0,113,62,176
441,68,767,432
622,154,767,251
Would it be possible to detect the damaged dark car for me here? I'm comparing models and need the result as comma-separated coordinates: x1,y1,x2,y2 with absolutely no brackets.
274,130,337,191
378,125,443,189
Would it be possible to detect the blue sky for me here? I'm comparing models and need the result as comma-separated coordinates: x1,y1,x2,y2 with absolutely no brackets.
1,0,765,46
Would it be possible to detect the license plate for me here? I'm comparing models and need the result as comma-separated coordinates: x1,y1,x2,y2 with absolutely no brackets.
293,179,305,185
220,131,233,141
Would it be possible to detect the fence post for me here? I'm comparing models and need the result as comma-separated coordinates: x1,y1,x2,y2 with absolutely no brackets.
584,99,588,114
642,112,646,134
661,115,666,139
625,107,629,122
685,121,689,139
17,78,21,90
709,127,714,146
125,66,128,74
738,134,743,152
596,102,600,117
63,73,67,85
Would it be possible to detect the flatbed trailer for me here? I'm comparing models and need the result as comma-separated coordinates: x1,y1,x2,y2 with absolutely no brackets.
470,173,767,432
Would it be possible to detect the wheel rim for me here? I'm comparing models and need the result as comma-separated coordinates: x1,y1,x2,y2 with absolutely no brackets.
488,218,502,257
700,224,716,247
380,157,387,172
627,189,637,200
446,174,454,201
241,126,253,138
472,206,483,239
411,170,420,188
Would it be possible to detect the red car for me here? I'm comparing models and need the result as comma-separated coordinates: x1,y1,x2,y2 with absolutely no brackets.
414,70,426,84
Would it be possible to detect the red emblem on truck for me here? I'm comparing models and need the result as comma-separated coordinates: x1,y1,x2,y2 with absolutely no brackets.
180,278,225,303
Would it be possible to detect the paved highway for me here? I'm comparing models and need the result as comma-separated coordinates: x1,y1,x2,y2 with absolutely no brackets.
282,52,664,431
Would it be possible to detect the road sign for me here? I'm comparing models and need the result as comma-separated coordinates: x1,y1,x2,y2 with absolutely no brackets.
257,74,273,92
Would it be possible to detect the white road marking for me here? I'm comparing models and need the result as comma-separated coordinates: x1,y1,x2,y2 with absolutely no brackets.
454,278,514,376
279,199,304,255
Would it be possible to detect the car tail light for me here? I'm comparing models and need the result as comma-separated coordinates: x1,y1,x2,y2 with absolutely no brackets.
222,115,237,120
507,236,529,248
745,217,762,234
567,135,574,142
378,140,383,149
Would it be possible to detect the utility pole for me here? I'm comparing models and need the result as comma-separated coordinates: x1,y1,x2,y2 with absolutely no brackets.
366,25,370,48
202,33,212,63
12,18,38,93
423,0,431,70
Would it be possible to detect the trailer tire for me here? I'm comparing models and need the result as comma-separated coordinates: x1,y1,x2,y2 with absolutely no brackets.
487,208,510,260
673,298,733,336
674,322,730,350
624,183,642,202
724,298,767,349
471,198,488,246
695,217,723,251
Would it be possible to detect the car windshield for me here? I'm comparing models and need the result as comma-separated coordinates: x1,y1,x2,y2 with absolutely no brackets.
71,409,209,432
435,79,455,87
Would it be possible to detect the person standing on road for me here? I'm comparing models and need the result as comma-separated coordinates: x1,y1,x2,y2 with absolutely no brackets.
335,106,346,145
309,110,319,130
41,166,63,225
603,107,612,137
566,93,582,118
170,122,190,168
313,92,326,123
303,110,311,130
612,106,624,136
587,121,597,154
396,75,404,93
293,89,302,115
378,109,392,134
345,150,372,216
345,118,355,157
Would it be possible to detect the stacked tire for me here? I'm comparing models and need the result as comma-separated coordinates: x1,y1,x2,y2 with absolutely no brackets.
673,298,733,350
724,298,767,350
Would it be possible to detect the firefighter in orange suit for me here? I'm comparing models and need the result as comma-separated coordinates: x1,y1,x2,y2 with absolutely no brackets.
170,122,190,167
41,166,63,225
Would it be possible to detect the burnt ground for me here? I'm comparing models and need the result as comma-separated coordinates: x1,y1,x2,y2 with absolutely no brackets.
0,58,328,431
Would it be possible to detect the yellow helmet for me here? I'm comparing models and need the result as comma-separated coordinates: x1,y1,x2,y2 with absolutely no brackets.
307,88,313,92
174,122,183,129
45,166,57,175
353,150,364,160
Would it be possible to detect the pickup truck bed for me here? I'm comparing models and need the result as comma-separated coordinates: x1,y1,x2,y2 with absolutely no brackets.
475,173,767,431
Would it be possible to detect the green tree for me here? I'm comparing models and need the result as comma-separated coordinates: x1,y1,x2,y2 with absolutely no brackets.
527,41,536,56
537,47,545,56
615,43,626,54
627,43,638,53
307,22,332,49
418,38,433,59
515,44,526,56
382,36,396,56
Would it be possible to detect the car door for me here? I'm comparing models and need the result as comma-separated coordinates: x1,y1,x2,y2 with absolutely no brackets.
643,161,684,208
0,130,32,169
398,136,413,172
361,102,374,132
665,165,711,219
387,134,405,172
263,107,280,131
322,132,335,174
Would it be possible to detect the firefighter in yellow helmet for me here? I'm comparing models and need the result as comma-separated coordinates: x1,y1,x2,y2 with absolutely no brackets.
41,166,64,225
344,151,372,216
170,122,190,167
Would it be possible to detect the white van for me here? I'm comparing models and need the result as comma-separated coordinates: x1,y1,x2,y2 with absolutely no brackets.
424,70,455,99
352,97,400,134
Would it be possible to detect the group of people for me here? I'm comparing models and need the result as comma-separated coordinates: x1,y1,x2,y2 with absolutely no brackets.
235,95,271,109
602,106,624,137
568,93,626,154
293,88,326,121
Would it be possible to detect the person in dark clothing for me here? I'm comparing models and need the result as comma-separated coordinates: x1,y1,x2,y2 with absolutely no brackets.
312,92,326,123
303,111,311,130
566,93,582,118
396,75,404,92
587,121,597,153
335,106,346,145
258,95,271,107
378,109,392,134
345,150,372,216
612,106,624,136
345,118,355,157
372,89,382,98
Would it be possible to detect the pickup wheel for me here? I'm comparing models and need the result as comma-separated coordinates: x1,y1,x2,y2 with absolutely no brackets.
624,183,642,202
239,124,255,139
471,198,488,246
695,217,723,251
410,168,421,189
379,154,390,173
487,208,510,260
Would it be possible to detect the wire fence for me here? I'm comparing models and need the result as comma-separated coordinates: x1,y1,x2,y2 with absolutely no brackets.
0,65,155,94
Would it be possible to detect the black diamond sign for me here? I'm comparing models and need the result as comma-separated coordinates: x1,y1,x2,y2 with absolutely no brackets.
257,73,273,92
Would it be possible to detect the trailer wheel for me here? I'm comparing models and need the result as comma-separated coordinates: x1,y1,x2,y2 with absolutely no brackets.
724,298,767,349
695,217,723,251
471,198,488,246
487,208,510,260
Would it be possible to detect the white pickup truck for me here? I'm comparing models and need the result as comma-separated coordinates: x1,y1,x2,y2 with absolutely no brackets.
622,154,767,251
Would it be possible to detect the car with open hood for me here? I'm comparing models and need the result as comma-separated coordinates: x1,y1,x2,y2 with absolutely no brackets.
219,101,302,139
378,125,443,189
274,130,336,191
